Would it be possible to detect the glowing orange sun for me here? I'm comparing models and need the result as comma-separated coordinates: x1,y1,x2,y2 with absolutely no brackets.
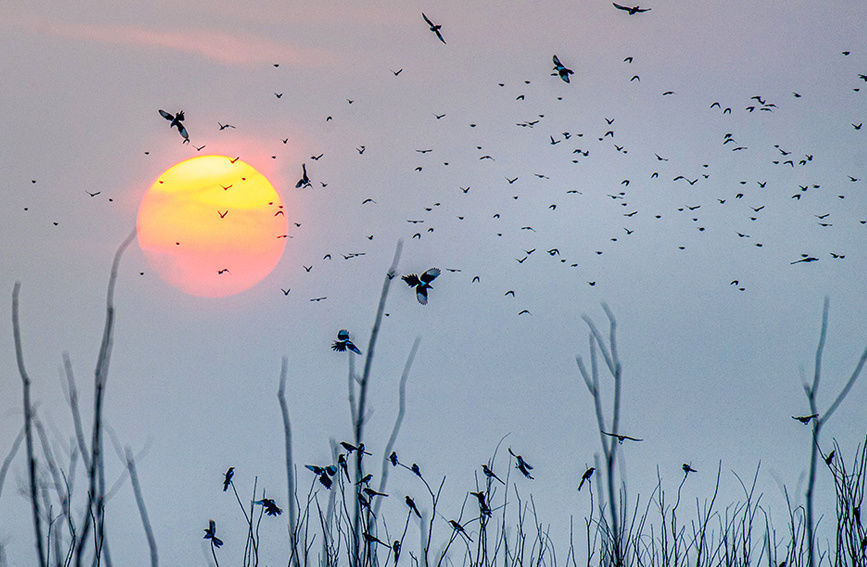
137,155,288,297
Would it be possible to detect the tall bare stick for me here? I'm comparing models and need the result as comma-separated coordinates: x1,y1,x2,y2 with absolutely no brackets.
374,336,421,517
125,447,158,567
801,297,867,567
76,228,136,567
351,240,403,566
12,281,48,567
277,356,300,567
0,425,25,503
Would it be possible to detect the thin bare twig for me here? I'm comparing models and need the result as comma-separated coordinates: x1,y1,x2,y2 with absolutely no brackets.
125,447,158,567
278,356,300,567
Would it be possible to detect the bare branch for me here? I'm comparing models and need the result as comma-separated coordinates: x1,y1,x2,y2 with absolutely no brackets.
125,448,158,567
278,356,300,567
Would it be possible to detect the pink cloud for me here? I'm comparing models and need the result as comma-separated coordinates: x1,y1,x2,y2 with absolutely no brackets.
9,13,322,66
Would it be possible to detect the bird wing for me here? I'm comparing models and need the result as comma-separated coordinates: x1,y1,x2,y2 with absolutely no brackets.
434,29,446,43
347,342,362,355
422,12,434,26
420,268,441,283
177,124,190,140
332,341,347,352
416,286,429,305
553,55,562,68
612,2,630,10
159,109,173,120
402,274,421,287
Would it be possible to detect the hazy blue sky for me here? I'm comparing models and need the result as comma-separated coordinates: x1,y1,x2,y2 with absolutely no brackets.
1,0,865,564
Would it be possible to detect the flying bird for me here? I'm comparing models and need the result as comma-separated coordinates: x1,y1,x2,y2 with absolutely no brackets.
552,55,574,83
255,498,282,516
508,447,534,479
296,163,311,188
602,431,644,443
792,413,818,424
402,268,441,305
158,109,189,143
422,13,446,44
332,329,362,354
613,3,651,14
204,520,223,548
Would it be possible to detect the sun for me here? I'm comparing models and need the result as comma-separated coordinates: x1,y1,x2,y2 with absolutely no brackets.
136,155,288,297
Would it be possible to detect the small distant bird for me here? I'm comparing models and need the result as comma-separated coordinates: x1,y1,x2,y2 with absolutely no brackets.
601,431,643,443
332,329,362,354
792,413,818,424
405,495,422,518
218,210,228,218
449,520,471,540
158,109,189,143
392,540,401,564
682,463,697,474
204,519,223,547
296,163,311,188
402,268,441,305
482,464,504,484
613,2,650,13
389,451,399,467
364,532,387,546
86,190,101,197
223,467,234,491
422,13,446,44
255,498,283,516
578,467,595,491
218,122,235,130
411,463,422,477
824,450,836,466
552,55,574,83
364,487,388,498
508,448,534,479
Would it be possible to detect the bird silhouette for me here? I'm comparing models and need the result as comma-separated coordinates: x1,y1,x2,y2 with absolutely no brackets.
405,495,422,518
255,498,283,516
158,109,189,143
792,413,818,424
682,463,697,474
508,448,534,479
332,329,362,354
482,464,505,484
204,519,223,547
578,467,595,491
296,163,311,188
422,13,446,43
223,467,234,491
552,55,574,83
601,431,643,443
402,268,441,305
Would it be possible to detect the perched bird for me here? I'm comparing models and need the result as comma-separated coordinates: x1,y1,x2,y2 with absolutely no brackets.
203,519,223,548
682,463,697,474
411,463,422,477
422,13,446,44
255,498,283,516
578,467,595,491
402,268,441,305
449,520,472,540
613,3,651,14
482,464,504,484
158,109,189,143
363,487,388,498
508,448,534,479
389,451,399,467
824,450,836,466
332,329,362,354
552,55,574,83
405,495,422,518
792,413,818,424
223,467,234,492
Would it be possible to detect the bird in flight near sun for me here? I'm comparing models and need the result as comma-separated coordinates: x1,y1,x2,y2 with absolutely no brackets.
422,13,446,44
158,109,190,143
613,2,651,14
402,268,440,304
552,55,573,83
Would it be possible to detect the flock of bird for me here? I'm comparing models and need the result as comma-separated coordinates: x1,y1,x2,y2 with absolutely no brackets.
15,4,863,314
140,5,863,311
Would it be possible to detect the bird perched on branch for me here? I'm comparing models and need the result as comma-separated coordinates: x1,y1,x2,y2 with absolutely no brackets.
402,268,441,305
222,467,234,492
482,464,504,484
578,467,595,491
158,109,189,143
682,463,697,474
405,495,422,518
332,329,362,354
